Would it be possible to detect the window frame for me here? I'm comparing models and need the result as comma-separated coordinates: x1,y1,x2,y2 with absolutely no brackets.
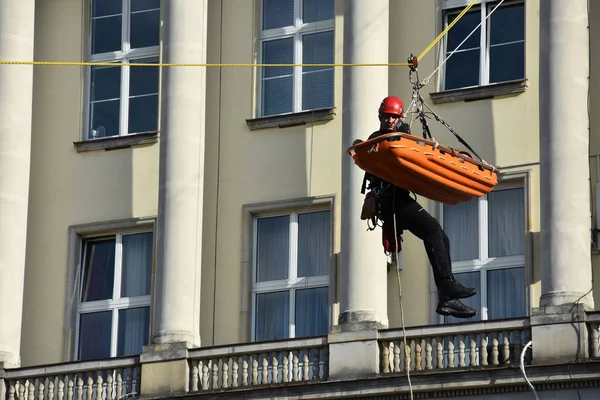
83,0,160,141
246,198,334,342
65,217,156,361
257,0,335,118
439,0,525,91
432,172,531,323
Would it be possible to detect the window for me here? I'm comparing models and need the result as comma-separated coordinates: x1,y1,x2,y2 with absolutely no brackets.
75,231,153,360
441,0,524,90
441,183,526,323
86,0,160,140
252,209,331,341
258,0,334,117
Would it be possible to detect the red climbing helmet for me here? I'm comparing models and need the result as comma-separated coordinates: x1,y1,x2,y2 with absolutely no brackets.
378,96,404,117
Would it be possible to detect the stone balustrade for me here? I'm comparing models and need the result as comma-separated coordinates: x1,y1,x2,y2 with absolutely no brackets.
379,318,532,373
187,336,329,392
2,358,140,400
588,312,600,359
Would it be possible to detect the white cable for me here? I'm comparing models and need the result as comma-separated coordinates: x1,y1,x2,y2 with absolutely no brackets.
520,341,539,400
422,0,507,86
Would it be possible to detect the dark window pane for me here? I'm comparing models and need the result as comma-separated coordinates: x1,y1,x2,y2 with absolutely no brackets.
303,70,333,110
117,307,150,356
444,49,480,90
489,3,524,45
302,31,333,72
262,38,294,78
79,311,112,360
487,267,526,319
121,233,153,297
90,100,120,138
91,65,121,101
444,271,481,324
489,42,524,84
256,216,290,282
263,0,294,30
263,76,294,116
129,58,159,96
128,95,158,133
92,15,122,54
255,292,289,341
92,0,122,17
131,0,160,12
295,287,328,337
81,239,116,302
131,10,160,48
303,0,334,23
447,10,480,51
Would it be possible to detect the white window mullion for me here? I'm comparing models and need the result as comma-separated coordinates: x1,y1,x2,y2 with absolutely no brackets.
110,308,119,357
290,288,296,338
479,195,489,260
114,234,124,300
294,33,303,113
480,4,489,85
122,0,130,53
480,268,488,320
120,60,131,137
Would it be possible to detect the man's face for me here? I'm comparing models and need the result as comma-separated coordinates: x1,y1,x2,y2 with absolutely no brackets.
379,113,401,132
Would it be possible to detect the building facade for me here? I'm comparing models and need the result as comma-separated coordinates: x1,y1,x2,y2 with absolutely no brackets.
1,0,600,399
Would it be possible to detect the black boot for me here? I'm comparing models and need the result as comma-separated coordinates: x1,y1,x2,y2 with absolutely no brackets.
438,276,477,300
436,298,477,319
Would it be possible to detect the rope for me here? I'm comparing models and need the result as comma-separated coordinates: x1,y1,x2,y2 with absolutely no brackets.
392,191,414,400
0,0,477,69
520,341,539,400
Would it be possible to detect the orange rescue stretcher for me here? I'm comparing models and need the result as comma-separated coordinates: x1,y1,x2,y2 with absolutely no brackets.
347,132,499,205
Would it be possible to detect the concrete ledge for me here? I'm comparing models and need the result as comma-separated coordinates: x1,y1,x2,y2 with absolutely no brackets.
429,79,528,105
245,108,336,130
73,131,158,152
141,342,194,363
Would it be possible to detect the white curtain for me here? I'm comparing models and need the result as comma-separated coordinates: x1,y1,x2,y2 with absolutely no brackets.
297,211,330,277
295,287,328,337
443,198,479,261
255,292,289,341
118,232,153,356
257,216,290,282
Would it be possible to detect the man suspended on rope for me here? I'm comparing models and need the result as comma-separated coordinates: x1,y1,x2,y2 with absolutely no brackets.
358,95,478,319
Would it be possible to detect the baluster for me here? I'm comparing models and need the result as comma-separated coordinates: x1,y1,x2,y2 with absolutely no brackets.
311,349,319,380
591,324,599,358
262,354,269,384
282,354,289,383
18,381,25,400
436,338,444,369
76,378,83,400
105,375,112,400
58,379,64,400
252,357,259,385
190,361,199,391
86,377,93,400
470,337,477,366
8,384,15,400
48,380,54,400
29,379,36,400
513,330,522,365
404,342,412,372
96,376,102,400
232,357,239,388
67,379,73,400
415,341,422,370
458,335,466,367
481,336,489,366
242,357,249,386
115,371,121,400
425,341,433,370
292,351,299,382
491,333,499,365
382,343,390,373
447,337,455,368
201,361,209,390
393,342,400,372
502,331,510,364
38,382,45,400
212,361,219,389
302,352,309,381
222,360,229,389
272,352,279,383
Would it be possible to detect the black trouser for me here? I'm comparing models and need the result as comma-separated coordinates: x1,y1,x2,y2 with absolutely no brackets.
382,192,453,287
